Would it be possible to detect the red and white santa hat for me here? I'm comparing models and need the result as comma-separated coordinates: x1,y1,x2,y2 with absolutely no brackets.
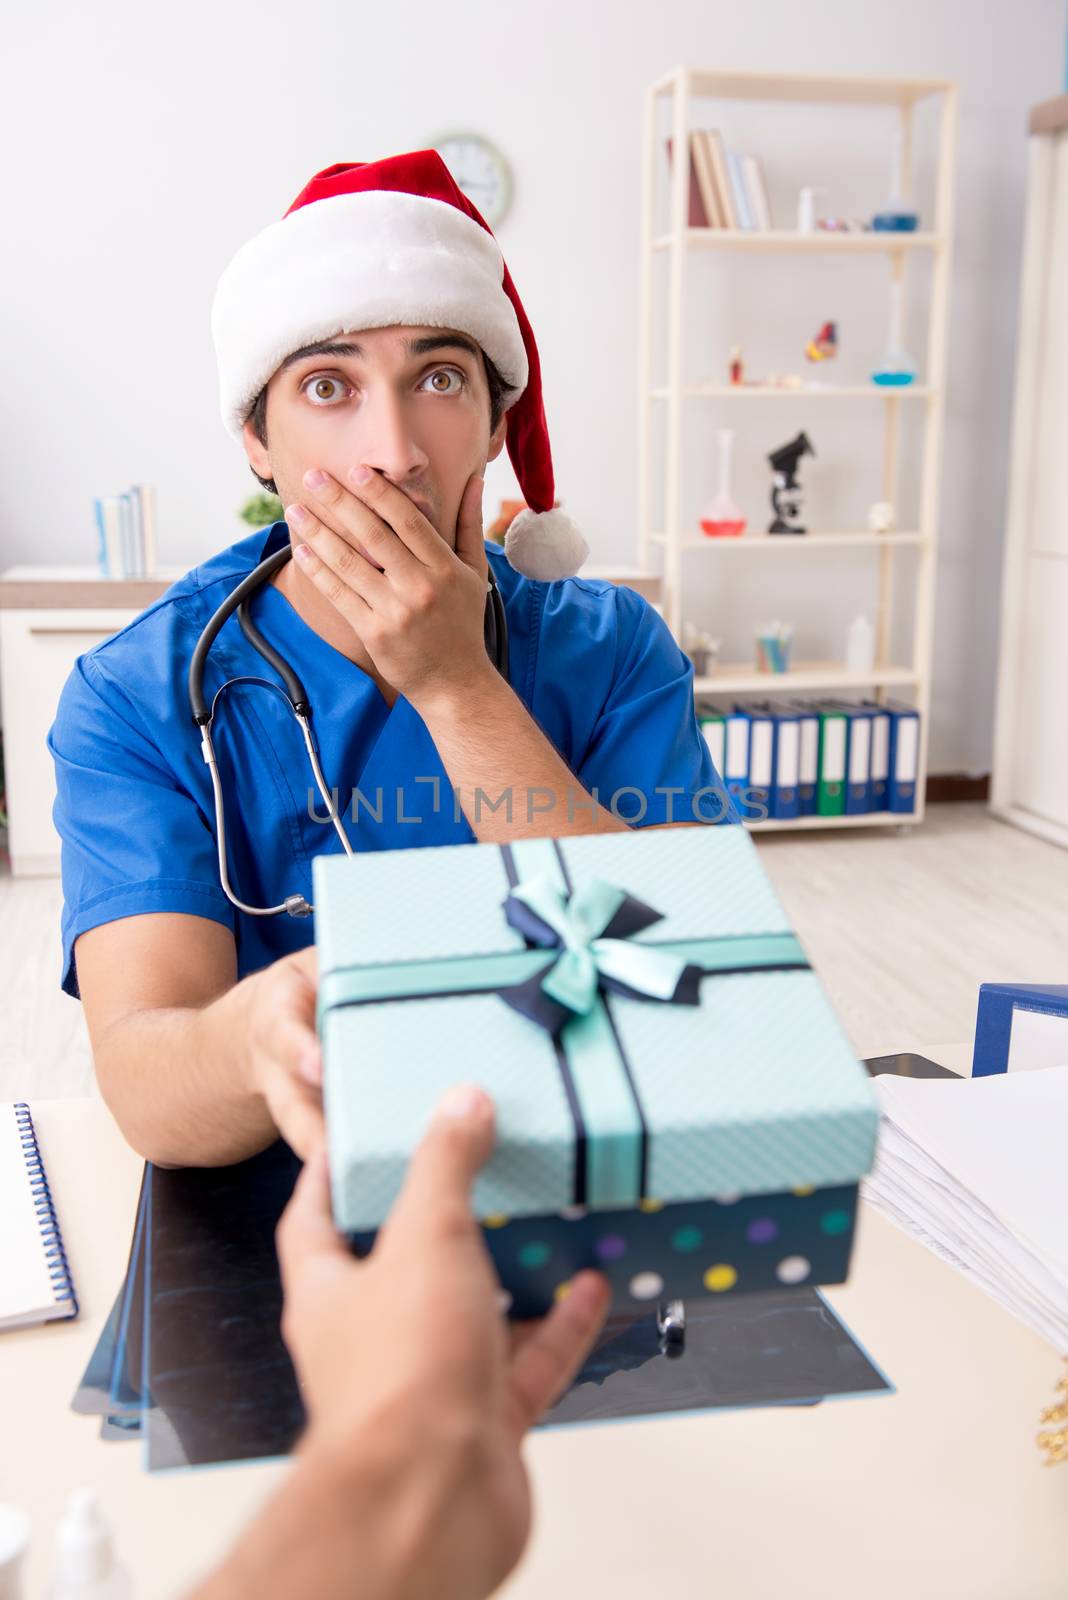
210,149,589,582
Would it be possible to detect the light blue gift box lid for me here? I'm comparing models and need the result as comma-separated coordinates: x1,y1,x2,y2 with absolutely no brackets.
314,827,878,1233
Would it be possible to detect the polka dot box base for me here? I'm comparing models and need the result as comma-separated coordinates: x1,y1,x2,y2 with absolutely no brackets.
350,1181,859,1319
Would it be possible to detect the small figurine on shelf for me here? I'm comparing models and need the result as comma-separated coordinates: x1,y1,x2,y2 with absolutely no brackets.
867,499,897,534
728,345,744,385
699,429,746,537
755,621,794,674
805,321,838,363
767,432,815,534
681,621,722,677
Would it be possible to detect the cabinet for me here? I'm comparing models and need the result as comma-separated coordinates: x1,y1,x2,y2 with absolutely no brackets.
0,569,179,876
990,96,1068,850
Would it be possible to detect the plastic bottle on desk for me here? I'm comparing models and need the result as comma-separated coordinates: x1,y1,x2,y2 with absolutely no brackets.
49,1492,131,1599
699,429,747,537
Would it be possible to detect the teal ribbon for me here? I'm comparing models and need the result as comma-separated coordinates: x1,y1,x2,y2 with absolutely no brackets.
506,872,692,1016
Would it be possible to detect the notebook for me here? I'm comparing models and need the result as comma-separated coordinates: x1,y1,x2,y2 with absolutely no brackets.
0,1103,78,1330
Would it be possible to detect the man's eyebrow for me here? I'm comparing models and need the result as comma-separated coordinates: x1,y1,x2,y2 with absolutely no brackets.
278,333,482,376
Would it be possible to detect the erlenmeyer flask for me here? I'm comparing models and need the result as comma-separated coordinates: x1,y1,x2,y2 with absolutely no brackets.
699,428,746,537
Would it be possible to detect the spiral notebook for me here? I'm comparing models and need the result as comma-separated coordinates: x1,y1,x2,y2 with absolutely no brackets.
0,1103,78,1330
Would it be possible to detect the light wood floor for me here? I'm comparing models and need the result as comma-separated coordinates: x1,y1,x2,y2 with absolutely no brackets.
3,803,1065,1102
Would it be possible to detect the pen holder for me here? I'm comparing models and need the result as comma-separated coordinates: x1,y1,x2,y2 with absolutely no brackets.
755,623,794,674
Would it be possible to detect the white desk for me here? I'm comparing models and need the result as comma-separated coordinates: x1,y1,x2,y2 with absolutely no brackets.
3,1047,1066,1600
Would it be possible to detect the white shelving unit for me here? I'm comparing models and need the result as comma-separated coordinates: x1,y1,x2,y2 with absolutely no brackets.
636,67,958,832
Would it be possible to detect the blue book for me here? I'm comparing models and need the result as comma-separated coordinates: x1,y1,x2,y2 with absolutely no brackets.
764,701,801,820
739,701,774,821
93,498,108,577
725,150,754,229
884,701,921,814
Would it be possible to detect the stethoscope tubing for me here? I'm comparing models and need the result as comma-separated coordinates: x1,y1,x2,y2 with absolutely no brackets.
189,542,508,917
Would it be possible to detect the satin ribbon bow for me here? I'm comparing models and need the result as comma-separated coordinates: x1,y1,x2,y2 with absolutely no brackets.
500,872,702,1037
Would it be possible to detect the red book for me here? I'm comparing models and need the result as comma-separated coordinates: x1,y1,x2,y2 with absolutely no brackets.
665,135,709,227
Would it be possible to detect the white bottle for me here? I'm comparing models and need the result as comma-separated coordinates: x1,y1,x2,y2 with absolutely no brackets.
797,186,826,234
845,613,875,673
50,1491,131,1599
0,1504,30,1600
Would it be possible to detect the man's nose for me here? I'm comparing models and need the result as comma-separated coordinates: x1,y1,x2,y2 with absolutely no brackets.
354,387,429,484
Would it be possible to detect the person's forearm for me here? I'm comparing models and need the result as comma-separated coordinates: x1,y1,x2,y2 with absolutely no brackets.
412,665,631,841
94,971,275,1168
189,1427,456,1600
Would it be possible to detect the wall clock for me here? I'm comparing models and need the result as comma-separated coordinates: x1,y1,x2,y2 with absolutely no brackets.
432,132,513,228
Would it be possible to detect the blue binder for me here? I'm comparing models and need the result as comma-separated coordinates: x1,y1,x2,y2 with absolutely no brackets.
858,699,892,811
788,700,821,816
723,706,750,813
972,984,1068,1076
884,701,921,814
764,701,801,819
740,701,774,821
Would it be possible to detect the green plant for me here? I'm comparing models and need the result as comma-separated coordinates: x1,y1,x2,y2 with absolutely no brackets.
239,491,284,528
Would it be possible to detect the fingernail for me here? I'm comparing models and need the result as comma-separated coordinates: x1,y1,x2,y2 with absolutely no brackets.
299,1049,322,1085
303,468,328,490
437,1084,487,1121
287,504,309,524
352,465,373,486
293,543,312,564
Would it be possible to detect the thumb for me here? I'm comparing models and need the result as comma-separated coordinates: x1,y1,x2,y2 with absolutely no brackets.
454,473,487,575
379,1084,496,1247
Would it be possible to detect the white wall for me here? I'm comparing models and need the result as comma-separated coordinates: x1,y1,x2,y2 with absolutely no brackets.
2,0,1064,774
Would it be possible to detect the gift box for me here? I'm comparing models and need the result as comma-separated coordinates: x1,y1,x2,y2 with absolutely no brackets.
972,983,1068,1077
314,827,878,1317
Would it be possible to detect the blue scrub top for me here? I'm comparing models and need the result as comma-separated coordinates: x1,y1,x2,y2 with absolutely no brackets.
48,522,737,999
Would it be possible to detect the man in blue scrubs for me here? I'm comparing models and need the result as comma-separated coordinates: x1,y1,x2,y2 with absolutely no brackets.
48,151,735,1169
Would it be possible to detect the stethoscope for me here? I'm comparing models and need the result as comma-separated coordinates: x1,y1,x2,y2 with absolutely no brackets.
188,542,509,920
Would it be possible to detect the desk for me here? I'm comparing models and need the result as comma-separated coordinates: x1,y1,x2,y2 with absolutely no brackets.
3,1046,1065,1600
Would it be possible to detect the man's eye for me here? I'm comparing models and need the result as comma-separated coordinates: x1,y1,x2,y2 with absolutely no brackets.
302,375,349,405
420,367,466,395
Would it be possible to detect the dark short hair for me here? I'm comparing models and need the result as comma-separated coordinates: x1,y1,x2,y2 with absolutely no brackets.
246,344,517,495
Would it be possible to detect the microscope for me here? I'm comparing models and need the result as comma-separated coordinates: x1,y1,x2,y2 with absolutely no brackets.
767,431,816,535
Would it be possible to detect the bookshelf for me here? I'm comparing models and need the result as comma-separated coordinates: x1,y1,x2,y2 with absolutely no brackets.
636,67,958,833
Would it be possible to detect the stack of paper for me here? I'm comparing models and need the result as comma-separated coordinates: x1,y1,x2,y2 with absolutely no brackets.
862,1066,1068,1351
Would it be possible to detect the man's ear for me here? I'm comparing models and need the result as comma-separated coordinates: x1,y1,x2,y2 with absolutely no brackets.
486,413,508,465
242,415,272,478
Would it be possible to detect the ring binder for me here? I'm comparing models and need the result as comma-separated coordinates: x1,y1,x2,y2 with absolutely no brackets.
13,1102,79,1318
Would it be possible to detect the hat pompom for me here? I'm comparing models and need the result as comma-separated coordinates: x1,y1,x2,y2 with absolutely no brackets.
503,507,590,582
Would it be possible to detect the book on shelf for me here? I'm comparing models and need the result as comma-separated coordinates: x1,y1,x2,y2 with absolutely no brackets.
665,134,774,232
93,484,158,579
690,130,725,227
665,134,710,227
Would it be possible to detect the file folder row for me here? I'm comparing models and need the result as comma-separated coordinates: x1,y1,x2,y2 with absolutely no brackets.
697,698,921,822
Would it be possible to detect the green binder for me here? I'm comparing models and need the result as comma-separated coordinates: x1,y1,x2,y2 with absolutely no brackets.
814,701,847,816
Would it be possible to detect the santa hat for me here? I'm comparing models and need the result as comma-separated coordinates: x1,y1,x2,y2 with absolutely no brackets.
210,150,589,582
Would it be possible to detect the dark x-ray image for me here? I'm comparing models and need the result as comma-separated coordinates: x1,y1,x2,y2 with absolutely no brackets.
100,1142,887,1471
